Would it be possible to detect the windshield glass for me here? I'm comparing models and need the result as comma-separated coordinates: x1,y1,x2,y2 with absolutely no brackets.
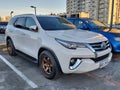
37,16,76,30
86,19,108,30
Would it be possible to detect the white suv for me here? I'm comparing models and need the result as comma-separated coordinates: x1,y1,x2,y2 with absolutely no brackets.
6,14,112,79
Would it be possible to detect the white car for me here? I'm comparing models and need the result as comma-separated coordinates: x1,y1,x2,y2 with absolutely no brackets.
6,14,112,79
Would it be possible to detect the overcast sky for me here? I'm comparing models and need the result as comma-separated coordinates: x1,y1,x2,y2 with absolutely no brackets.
0,0,66,17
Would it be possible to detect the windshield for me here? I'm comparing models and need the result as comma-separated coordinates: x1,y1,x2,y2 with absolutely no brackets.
37,16,76,30
86,19,108,30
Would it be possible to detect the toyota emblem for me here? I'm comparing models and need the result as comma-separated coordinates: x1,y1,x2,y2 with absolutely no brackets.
101,42,106,49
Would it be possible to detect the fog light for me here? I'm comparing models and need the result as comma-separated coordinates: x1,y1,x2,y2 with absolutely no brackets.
69,58,82,70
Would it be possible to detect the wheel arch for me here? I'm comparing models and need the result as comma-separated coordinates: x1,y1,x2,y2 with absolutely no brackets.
6,36,14,46
6,36,12,42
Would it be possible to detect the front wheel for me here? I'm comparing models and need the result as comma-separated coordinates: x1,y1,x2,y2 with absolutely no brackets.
39,50,61,79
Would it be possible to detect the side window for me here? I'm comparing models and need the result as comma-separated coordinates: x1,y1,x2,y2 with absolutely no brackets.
74,20,88,30
8,17,17,25
25,17,37,31
14,17,26,29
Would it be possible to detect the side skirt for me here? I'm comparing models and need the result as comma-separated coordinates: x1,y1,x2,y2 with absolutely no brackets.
16,50,38,64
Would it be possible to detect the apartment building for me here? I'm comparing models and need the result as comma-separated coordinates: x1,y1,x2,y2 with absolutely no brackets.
89,0,109,23
66,0,86,17
89,0,99,20
66,0,120,24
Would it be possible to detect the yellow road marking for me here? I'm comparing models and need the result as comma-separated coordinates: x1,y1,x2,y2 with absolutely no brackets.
0,43,6,46
2,48,7,52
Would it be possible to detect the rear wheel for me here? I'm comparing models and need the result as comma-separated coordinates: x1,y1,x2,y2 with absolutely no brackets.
7,39,16,56
39,50,61,79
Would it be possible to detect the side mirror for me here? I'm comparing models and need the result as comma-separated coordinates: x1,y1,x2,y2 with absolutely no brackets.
29,25,38,32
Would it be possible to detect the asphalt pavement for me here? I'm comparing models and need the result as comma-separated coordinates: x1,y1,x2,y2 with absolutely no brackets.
0,34,120,90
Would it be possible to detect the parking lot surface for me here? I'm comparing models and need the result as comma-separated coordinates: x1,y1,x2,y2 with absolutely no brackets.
0,34,120,90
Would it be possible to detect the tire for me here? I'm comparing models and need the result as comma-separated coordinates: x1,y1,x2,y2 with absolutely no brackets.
39,50,61,79
7,39,16,56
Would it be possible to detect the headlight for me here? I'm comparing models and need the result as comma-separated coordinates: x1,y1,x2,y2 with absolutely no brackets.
55,38,86,49
115,37,120,41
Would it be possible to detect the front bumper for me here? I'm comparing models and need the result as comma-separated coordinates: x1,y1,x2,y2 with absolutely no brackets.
54,47,112,74
70,53,112,73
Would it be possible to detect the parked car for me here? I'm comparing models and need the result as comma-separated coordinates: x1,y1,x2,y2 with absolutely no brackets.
0,22,8,33
112,24,120,29
6,14,112,79
67,18,120,52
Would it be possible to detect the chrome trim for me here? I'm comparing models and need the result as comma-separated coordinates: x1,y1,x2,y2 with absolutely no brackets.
85,43,97,58
69,59,82,70
89,41,110,51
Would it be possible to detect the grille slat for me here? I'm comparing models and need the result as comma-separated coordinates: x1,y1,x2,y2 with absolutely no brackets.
89,41,110,51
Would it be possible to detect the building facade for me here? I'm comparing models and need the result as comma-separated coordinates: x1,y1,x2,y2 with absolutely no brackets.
108,0,120,24
66,0,86,17
89,0,109,23
66,0,120,24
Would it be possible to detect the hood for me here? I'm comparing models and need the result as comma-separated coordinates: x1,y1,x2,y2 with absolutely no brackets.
104,28,120,34
46,29,107,43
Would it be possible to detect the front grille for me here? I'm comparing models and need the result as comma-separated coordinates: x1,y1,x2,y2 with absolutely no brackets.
89,41,110,51
91,54,109,62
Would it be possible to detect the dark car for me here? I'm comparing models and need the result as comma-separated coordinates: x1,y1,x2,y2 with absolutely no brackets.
0,22,8,33
112,23,120,29
67,18,120,52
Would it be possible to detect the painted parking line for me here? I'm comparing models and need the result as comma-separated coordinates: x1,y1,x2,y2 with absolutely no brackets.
0,43,6,47
0,55,38,89
2,48,7,52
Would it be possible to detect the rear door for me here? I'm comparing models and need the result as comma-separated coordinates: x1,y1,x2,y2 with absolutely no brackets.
12,17,26,51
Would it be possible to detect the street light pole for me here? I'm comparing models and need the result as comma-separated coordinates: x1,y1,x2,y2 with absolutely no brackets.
10,11,14,18
30,6,36,15
109,0,114,31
